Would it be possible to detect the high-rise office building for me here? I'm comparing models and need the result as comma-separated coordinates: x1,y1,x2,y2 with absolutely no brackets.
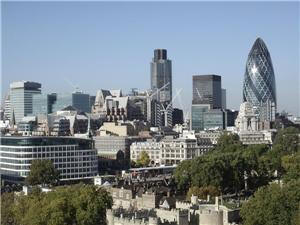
221,88,227,109
243,38,277,121
52,92,90,113
151,49,172,103
10,81,42,123
191,104,210,132
192,75,222,108
4,94,11,120
191,75,223,132
32,93,57,116
150,49,173,127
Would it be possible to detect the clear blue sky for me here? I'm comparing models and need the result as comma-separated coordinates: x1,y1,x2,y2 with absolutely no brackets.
2,1,299,115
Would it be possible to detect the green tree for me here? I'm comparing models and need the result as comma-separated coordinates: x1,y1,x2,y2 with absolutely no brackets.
214,132,243,153
281,152,300,183
1,192,16,225
136,151,150,167
12,184,113,225
25,159,60,186
264,127,300,178
186,185,220,201
242,144,272,190
174,160,192,190
240,179,300,225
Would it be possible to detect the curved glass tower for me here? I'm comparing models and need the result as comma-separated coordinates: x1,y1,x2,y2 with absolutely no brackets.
243,38,277,121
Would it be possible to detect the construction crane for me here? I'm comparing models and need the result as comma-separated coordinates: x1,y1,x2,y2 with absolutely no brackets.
160,88,182,127
175,88,190,123
146,82,170,100
64,78,80,93
195,87,203,101
146,83,170,123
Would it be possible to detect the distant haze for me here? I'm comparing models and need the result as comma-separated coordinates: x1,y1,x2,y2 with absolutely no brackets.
2,1,299,115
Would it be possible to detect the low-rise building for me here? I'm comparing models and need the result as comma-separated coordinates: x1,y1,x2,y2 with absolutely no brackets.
131,131,214,166
107,195,240,225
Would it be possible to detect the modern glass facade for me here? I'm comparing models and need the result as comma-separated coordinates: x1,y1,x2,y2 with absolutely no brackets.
243,38,277,121
10,81,41,123
192,75,222,109
203,109,225,130
150,49,172,104
32,93,57,116
52,92,90,113
0,136,98,183
191,104,210,132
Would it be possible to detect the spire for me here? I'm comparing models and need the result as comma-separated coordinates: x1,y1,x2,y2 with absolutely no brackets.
10,109,16,127
86,115,92,138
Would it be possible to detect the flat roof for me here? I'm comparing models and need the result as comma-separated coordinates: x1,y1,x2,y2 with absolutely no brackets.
129,165,177,171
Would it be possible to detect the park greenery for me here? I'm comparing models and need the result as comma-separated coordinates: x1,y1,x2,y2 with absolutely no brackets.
1,184,113,225
25,159,60,186
174,127,300,225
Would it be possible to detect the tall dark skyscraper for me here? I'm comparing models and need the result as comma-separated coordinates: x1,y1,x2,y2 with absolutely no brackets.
150,49,172,105
150,49,173,127
243,38,277,121
192,75,222,108
191,75,223,131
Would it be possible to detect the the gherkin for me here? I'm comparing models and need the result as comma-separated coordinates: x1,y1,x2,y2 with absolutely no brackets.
243,38,277,121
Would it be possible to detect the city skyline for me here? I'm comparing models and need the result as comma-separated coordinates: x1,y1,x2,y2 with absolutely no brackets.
2,1,299,115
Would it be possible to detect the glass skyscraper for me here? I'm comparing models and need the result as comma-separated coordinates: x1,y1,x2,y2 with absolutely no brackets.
150,49,173,127
243,38,277,121
32,93,57,116
52,92,90,113
192,75,222,109
10,81,41,123
150,49,172,104
191,104,210,132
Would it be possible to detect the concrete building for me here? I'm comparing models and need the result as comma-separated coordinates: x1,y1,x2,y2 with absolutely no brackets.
4,94,11,121
51,117,70,136
196,131,222,145
0,136,98,183
92,90,148,122
94,135,143,171
131,139,161,165
235,102,276,145
17,116,37,136
9,81,42,123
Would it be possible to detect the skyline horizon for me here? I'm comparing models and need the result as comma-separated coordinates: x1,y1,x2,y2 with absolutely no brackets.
2,1,299,116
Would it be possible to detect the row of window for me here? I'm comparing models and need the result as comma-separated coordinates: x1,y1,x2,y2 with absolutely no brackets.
0,146,79,153
0,156,97,164
0,151,95,158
